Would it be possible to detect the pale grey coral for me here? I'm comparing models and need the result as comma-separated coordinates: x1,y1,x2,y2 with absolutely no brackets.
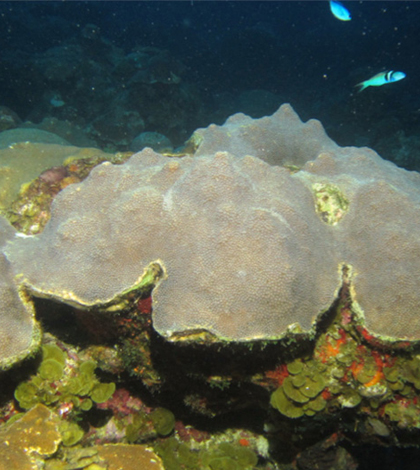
5,104,420,343
4,150,341,341
192,103,339,167
298,148,420,340
0,217,40,370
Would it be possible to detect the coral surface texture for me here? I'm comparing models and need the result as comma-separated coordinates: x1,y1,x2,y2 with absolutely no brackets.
5,104,420,343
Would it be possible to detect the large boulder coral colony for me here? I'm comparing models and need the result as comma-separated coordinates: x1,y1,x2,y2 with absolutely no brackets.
3,103,420,359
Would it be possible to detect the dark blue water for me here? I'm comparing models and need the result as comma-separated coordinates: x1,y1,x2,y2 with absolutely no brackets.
0,0,418,167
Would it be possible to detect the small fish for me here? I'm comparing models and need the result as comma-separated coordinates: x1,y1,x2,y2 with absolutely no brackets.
329,1,351,21
355,70,406,92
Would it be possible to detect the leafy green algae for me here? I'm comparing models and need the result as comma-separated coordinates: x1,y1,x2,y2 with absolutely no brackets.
14,343,115,423
271,358,327,419
153,437,258,470
39,359,64,381
91,382,116,403
150,407,176,436
59,421,85,446
270,387,304,419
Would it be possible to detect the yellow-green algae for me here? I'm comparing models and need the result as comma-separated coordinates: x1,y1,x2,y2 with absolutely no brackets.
14,344,115,423
153,437,258,470
270,359,327,419
59,421,85,446
312,182,349,225
265,295,420,440
91,382,116,404
150,407,176,436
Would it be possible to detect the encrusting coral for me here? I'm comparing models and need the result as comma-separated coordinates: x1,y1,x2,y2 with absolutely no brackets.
0,404,166,470
3,104,420,468
0,404,61,470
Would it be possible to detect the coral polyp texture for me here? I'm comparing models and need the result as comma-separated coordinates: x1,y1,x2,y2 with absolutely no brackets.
5,104,420,342
297,148,420,340
191,103,339,166
0,217,40,370
5,149,341,341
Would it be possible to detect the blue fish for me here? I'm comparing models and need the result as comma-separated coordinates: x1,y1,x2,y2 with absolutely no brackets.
356,70,406,92
329,1,351,21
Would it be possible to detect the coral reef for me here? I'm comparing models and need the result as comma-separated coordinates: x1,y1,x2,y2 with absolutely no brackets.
0,142,112,212
5,104,420,342
0,404,61,470
0,216,40,370
191,103,338,166
0,106,21,132
6,150,131,235
0,128,69,149
5,149,341,341
3,104,420,468
130,131,173,153
2,30,202,150
23,117,98,148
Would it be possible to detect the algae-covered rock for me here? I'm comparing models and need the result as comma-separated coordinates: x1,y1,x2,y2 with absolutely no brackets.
153,436,258,470
0,142,111,211
201,442,258,470
95,444,165,470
